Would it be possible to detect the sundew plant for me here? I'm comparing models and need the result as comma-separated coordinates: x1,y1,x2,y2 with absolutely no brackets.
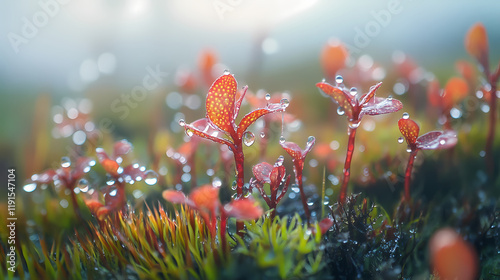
0,5,499,279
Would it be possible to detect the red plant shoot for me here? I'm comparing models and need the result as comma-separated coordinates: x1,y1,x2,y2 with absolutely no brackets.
163,184,263,253
281,136,315,223
465,23,500,179
250,159,291,220
317,79,403,204
179,71,286,233
398,114,457,202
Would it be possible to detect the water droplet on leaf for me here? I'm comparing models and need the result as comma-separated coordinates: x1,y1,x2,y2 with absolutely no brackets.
280,98,289,108
335,75,344,84
223,69,230,75
186,129,194,137
265,93,271,101
398,137,404,144
350,87,358,96
307,136,315,147
231,181,237,191
276,155,285,166
337,106,345,116
178,119,186,127
243,131,255,146
23,183,37,192
78,179,89,191
279,136,285,144
402,112,410,119
260,132,265,138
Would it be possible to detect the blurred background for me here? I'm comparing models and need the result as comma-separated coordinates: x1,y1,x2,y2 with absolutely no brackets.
1,0,499,182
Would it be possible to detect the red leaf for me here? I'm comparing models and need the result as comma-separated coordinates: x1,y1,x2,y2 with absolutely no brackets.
72,157,95,179
114,139,133,158
189,185,220,213
465,23,489,66
398,118,420,146
281,141,303,161
319,217,334,235
237,105,283,138
30,169,57,184
269,165,286,190
101,159,120,177
442,77,469,110
224,198,263,220
361,97,403,116
185,118,233,147
234,86,248,120
360,82,382,106
162,190,188,204
429,228,478,280
252,162,273,183
206,73,237,134
320,40,348,80
85,199,104,215
316,82,355,119
427,79,442,107
416,130,457,150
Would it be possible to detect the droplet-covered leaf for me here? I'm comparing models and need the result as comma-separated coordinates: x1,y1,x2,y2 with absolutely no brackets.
113,139,133,158
316,82,354,119
269,165,286,190
237,106,283,138
398,118,420,146
185,118,233,147
361,97,403,116
319,217,334,235
416,130,457,150
360,82,382,106
224,198,263,220
206,74,237,134
252,162,273,183
281,141,304,161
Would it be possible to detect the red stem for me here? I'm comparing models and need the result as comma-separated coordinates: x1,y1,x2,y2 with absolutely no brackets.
232,139,245,235
297,171,311,224
404,150,418,202
485,80,497,179
220,211,228,255
339,127,357,205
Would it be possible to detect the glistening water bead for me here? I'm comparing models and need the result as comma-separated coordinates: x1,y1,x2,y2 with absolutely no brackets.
402,112,410,119
279,136,286,144
265,93,271,101
280,98,289,108
350,87,358,96
337,106,345,116
61,157,71,168
335,75,344,84
178,119,186,127
243,131,256,146
223,69,230,75
398,137,404,144
144,170,158,185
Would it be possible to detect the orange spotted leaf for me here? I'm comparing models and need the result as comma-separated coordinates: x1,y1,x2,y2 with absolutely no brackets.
237,106,282,138
101,159,120,176
252,162,273,183
416,131,457,150
360,82,382,105
206,74,237,134
398,118,420,146
465,23,489,66
162,190,188,204
316,82,354,119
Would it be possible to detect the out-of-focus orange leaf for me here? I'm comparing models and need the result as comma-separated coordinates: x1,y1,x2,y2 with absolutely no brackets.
189,185,220,213
321,40,348,80
465,23,489,67
430,228,478,280
427,79,442,107
442,77,469,110
224,198,263,220
198,49,218,86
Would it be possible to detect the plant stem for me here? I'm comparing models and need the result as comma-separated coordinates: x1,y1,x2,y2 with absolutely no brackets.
296,171,311,224
339,127,357,205
485,81,497,179
233,139,245,235
220,212,228,255
404,150,418,202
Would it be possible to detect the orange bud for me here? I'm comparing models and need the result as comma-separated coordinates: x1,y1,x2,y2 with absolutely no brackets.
321,39,348,81
429,228,478,280
465,23,489,67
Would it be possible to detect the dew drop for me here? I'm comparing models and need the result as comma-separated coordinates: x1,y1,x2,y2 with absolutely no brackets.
291,186,300,193
406,147,412,153
61,157,71,168
280,98,289,109
243,131,256,146
212,177,222,187
223,69,230,75
335,75,344,84
77,179,89,191
178,119,186,127
439,139,446,145
307,198,314,206
321,78,326,83
323,196,330,205
231,181,237,191
350,87,358,96
265,93,271,101
307,136,315,147
398,137,404,144
144,170,158,185
276,155,285,166
349,121,360,129
337,106,345,116
402,112,410,119
23,183,37,192
279,136,286,144
387,95,393,101
109,188,118,197
260,131,265,138
186,129,194,137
